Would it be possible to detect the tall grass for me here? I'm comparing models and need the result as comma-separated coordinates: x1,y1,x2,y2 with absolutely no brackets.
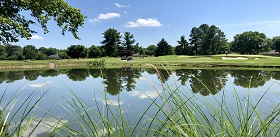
0,66,279,136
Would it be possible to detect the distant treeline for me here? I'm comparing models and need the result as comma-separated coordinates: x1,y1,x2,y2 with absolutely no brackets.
1,24,280,60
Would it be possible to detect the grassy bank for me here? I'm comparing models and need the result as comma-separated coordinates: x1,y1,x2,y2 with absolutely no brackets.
1,54,280,70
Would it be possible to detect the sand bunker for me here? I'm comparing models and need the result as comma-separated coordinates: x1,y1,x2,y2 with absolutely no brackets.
222,57,248,60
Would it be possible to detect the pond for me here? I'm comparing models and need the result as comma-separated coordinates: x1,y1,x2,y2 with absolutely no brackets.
0,67,279,136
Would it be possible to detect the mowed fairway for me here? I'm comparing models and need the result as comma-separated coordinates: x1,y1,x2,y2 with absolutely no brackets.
1,54,280,69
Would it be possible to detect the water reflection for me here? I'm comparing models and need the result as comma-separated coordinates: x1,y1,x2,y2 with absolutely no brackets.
230,70,271,88
188,69,227,96
0,68,280,96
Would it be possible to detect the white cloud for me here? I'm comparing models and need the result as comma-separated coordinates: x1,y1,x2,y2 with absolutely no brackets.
90,13,121,22
95,98,124,106
102,99,123,106
125,18,162,27
115,3,130,8
19,118,68,136
128,90,161,99
88,19,95,22
29,81,52,88
30,35,43,40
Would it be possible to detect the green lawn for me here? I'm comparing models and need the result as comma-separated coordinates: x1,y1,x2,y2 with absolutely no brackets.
1,54,280,69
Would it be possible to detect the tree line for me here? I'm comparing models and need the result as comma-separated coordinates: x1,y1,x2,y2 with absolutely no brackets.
1,24,280,60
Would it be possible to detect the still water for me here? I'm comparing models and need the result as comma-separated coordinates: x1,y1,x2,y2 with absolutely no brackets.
0,68,279,136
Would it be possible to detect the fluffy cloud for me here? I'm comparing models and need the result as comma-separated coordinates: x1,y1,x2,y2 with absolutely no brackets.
115,3,130,8
89,13,121,22
30,35,43,40
102,99,124,106
125,18,162,27
95,98,124,106
29,81,52,88
128,90,161,99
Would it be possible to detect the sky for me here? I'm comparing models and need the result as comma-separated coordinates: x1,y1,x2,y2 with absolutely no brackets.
13,0,280,49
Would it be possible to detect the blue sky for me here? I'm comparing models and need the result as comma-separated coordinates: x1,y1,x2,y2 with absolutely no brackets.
14,0,280,49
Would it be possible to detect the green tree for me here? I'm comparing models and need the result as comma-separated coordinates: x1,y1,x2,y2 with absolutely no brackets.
189,69,228,96
120,67,141,92
39,47,58,56
134,43,140,54
67,45,87,59
189,24,227,55
231,31,269,54
122,32,136,51
101,28,121,57
230,70,270,88
59,49,70,59
145,45,157,56
272,36,280,53
175,69,197,86
175,36,189,55
36,52,47,60
0,0,85,44
88,45,102,58
155,38,173,56
207,25,228,54
103,69,123,95
189,27,200,55
0,45,7,59
5,44,23,60
23,45,38,60
67,69,89,81
6,71,24,83
24,70,40,81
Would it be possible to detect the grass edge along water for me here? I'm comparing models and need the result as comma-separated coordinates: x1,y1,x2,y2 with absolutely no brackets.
0,65,279,136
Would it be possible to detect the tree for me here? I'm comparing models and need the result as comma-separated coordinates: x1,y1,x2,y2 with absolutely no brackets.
88,45,102,58
0,0,85,44
23,45,38,60
155,38,173,56
36,52,47,60
272,36,280,53
122,32,136,51
0,45,7,59
230,70,270,88
231,31,269,54
101,28,121,57
67,69,89,81
66,45,87,59
189,24,227,55
175,36,189,55
207,25,228,54
5,44,23,60
189,69,227,96
39,47,58,56
133,43,140,54
189,27,200,55
103,69,123,95
59,49,70,59
145,45,157,56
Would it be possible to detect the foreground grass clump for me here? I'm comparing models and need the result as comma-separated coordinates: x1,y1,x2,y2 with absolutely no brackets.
0,66,279,136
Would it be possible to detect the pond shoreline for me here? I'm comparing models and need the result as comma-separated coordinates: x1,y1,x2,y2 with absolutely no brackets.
1,62,280,71
1,54,280,70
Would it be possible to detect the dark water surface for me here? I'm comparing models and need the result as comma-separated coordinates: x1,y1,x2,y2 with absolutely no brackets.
0,68,279,136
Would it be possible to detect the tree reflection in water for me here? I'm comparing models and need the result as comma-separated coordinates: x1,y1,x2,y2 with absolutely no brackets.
174,69,228,96
230,70,271,88
0,68,278,96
